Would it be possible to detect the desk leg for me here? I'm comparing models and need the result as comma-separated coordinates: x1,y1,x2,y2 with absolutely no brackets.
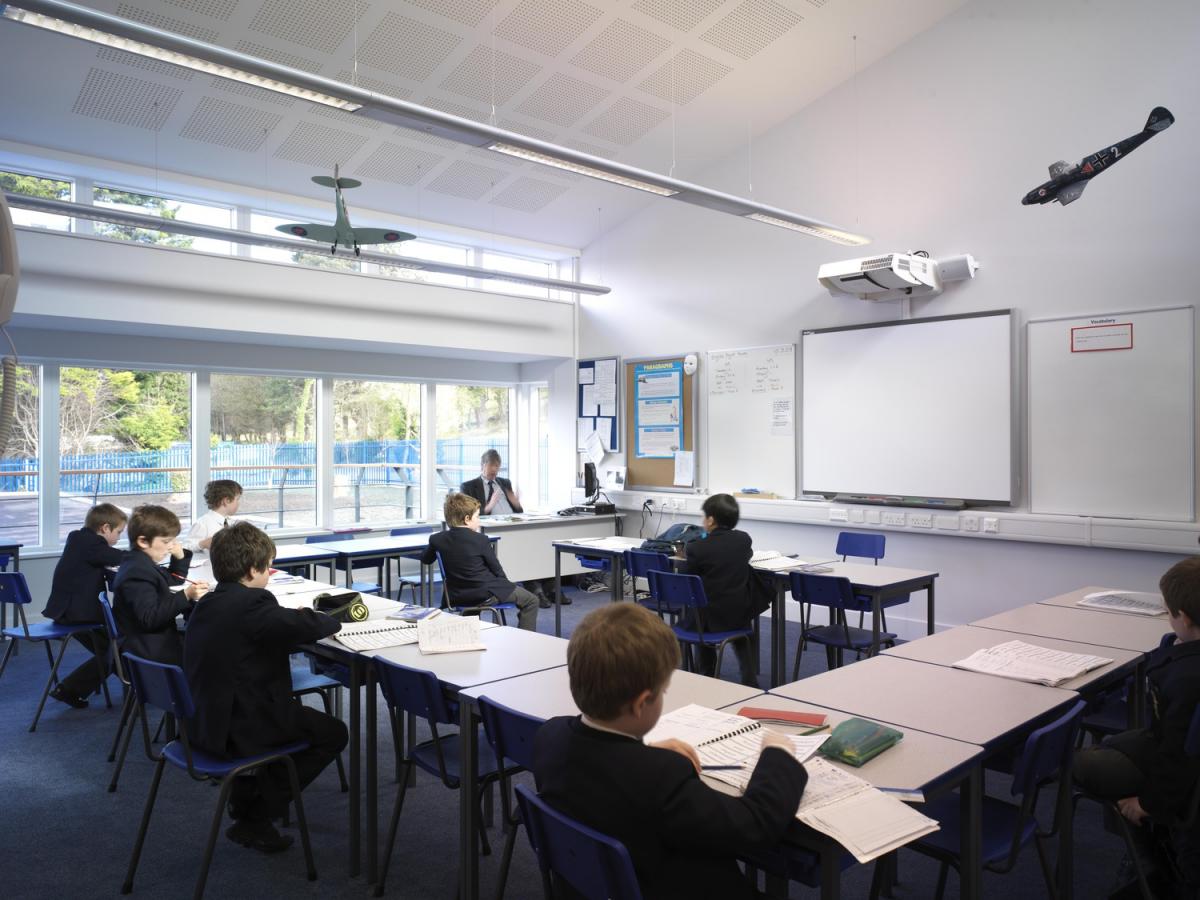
346,561,353,590
927,580,936,636
460,700,480,900
772,583,786,687
960,764,982,900
348,657,362,878
1057,767,1074,900
328,557,337,585
871,596,882,657
819,837,842,900
366,664,378,886
613,554,625,603
1130,660,1147,727
554,550,563,637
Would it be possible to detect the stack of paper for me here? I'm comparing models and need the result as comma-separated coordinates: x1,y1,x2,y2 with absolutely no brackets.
570,536,647,552
1077,590,1166,616
753,556,808,572
417,613,487,654
953,639,1112,687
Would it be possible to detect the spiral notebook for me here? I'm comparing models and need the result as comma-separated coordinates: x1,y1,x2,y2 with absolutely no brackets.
643,705,827,771
333,620,419,652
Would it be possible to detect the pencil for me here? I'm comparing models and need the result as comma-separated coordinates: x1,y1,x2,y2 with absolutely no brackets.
701,765,745,771
167,571,199,585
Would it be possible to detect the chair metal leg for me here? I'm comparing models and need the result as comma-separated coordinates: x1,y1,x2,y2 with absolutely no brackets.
476,784,493,856
108,691,135,761
110,704,141,792
0,638,15,679
122,756,167,894
316,688,349,792
30,638,74,731
374,762,413,897
933,860,950,900
193,775,237,900
282,755,318,883
493,796,521,900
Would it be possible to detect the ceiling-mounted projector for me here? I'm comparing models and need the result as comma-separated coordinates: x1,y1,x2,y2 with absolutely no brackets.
818,252,978,301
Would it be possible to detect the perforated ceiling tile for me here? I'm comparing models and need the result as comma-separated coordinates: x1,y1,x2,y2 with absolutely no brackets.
358,13,461,81
309,104,382,130
570,19,670,83
116,3,220,39
96,47,194,81
179,95,281,152
407,0,497,28
515,73,610,128
582,96,669,145
566,138,616,159
272,120,369,168
212,77,295,107
425,159,509,200
699,0,802,60
72,67,183,131
494,0,603,58
335,71,413,100
354,141,444,185
440,45,541,105
234,40,324,74
631,0,723,32
400,129,462,151
466,145,522,171
489,176,569,213
250,0,365,54
163,0,236,20
497,118,555,141
638,48,731,104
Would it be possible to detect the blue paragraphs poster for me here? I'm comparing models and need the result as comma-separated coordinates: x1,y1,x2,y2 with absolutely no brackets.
634,361,683,458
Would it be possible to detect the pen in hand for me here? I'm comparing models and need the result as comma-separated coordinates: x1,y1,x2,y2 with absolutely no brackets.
701,765,745,771
167,571,198,584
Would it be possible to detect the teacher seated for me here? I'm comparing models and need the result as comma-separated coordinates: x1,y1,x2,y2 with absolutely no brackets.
460,448,568,609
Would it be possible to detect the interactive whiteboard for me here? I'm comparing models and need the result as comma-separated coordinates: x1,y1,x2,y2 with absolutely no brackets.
802,311,1014,503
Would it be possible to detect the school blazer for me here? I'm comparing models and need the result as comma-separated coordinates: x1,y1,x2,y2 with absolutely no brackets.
679,527,754,631
459,476,524,513
533,716,807,900
184,582,340,758
421,526,515,603
43,528,123,624
111,549,194,665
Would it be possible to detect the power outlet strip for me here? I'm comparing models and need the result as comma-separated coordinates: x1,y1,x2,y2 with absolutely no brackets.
881,511,906,527
908,512,934,529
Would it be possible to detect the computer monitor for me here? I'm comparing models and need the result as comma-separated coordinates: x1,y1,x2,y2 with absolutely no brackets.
583,462,598,503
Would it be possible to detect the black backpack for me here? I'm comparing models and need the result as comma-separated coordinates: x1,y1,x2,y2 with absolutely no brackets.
640,523,707,556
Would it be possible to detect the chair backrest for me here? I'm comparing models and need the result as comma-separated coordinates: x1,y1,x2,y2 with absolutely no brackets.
647,570,706,611
0,570,34,607
1010,700,1086,801
123,652,196,721
478,695,544,770
515,783,643,900
97,590,121,641
391,524,436,537
836,531,885,563
373,656,456,727
0,553,11,571
308,531,353,543
789,572,856,612
624,549,671,582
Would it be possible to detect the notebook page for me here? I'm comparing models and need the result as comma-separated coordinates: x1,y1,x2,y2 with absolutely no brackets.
643,704,753,748
1078,591,1166,616
701,733,830,791
417,614,486,654
798,787,940,863
953,639,1111,686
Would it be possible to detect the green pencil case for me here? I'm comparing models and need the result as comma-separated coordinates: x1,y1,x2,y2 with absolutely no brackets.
817,717,903,767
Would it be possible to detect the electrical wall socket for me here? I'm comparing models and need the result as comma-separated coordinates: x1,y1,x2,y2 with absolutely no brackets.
828,508,849,522
983,517,1000,534
962,515,980,532
865,509,882,525
935,515,960,531
908,512,933,529
849,508,865,523
881,511,906,526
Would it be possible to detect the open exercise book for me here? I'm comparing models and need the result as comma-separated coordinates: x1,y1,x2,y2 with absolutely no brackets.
953,639,1111,687
332,610,487,654
1077,590,1166,617
643,705,938,863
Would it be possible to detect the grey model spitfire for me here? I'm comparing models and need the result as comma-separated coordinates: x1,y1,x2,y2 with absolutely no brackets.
277,165,415,255
1022,107,1174,206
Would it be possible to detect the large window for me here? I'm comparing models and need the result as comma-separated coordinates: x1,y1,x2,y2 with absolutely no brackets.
373,238,469,288
333,380,422,524
0,365,40,545
434,385,511,511
210,374,316,529
59,367,191,539
480,250,555,299
1,168,73,231
94,185,233,254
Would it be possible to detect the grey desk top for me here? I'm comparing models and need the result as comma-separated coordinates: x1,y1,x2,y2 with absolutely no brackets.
459,666,763,718
883,625,1142,692
272,543,340,562
771,655,1077,747
972,600,1170,653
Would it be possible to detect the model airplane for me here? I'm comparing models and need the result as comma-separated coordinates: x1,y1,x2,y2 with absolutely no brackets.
1022,106,1174,206
276,165,415,255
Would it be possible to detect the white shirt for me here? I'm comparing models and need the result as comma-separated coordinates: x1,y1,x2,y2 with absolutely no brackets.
484,478,515,515
186,508,230,553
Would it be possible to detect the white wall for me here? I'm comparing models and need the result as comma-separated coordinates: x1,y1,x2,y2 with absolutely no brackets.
579,0,1200,633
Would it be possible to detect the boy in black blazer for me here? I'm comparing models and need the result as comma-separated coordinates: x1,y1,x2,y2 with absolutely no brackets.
184,523,347,854
422,491,539,630
533,603,807,900
43,503,127,708
680,492,758,685
111,505,209,665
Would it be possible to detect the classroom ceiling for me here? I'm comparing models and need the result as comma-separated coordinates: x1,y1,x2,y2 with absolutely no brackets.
0,0,964,248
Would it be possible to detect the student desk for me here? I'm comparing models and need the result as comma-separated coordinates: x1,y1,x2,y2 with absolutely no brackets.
974,595,1170,653
0,541,24,640
271,542,339,584
759,561,939,688
549,536,645,636
480,513,621,583
456,666,764,900
715,692,982,900
772,655,1079,900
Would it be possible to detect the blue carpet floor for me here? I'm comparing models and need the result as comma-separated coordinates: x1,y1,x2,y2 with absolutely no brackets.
0,584,1124,899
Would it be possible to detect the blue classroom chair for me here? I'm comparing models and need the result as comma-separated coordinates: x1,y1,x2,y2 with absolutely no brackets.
650,569,754,678
390,523,437,603
790,572,896,676
434,550,516,626
623,549,680,619
835,531,910,632
305,532,381,594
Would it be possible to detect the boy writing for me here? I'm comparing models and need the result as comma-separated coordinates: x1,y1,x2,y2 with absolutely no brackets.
111,505,209,665
184,522,347,854
43,503,127,708
1074,556,1200,898
533,604,807,899
422,492,538,631
186,479,243,552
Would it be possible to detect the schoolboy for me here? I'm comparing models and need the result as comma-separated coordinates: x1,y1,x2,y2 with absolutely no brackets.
43,503,127,708
1074,556,1200,898
184,522,347,854
679,492,759,685
111,504,209,665
186,479,243,552
421,492,538,631
533,603,807,899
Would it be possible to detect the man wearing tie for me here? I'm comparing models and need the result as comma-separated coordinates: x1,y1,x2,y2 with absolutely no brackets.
460,449,567,608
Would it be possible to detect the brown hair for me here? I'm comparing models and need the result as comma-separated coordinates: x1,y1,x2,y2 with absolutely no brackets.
210,522,275,584
128,505,181,547
568,604,680,720
85,503,128,533
1161,557,1200,623
203,479,243,510
444,491,480,527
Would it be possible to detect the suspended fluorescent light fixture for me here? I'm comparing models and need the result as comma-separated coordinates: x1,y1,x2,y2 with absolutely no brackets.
2,0,870,246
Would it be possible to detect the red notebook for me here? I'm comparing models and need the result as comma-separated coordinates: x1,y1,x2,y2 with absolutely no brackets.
737,706,827,727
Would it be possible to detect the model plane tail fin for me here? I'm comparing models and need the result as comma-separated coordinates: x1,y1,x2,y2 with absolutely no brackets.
1145,106,1174,133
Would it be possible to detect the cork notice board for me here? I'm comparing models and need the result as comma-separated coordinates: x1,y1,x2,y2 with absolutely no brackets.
624,355,696,490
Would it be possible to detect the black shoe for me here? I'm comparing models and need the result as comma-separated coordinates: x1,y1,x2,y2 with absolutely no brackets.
226,820,293,854
538,596,552,609
49,685,88,709
559,593,572,605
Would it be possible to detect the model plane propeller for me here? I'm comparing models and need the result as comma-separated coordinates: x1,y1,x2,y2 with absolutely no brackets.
276,165,415,255
1022,107,1174,206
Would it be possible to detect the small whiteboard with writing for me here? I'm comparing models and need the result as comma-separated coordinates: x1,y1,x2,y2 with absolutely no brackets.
706,344,796,498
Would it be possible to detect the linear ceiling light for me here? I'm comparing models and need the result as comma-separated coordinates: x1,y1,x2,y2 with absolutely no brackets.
6,193,610,296
3,0,870,246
